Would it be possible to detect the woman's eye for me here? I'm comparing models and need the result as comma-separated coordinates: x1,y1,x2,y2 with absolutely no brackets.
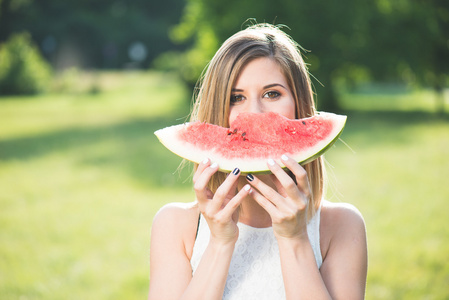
264,91,281,99
230,94,244,104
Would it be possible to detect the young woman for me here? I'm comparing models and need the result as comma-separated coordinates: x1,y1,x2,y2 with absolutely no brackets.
148,24,367,300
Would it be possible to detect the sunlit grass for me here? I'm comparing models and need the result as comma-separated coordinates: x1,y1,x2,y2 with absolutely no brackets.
339,86,449,113
1,74,448,299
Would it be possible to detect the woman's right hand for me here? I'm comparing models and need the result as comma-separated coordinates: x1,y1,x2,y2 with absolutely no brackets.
193,159,251,245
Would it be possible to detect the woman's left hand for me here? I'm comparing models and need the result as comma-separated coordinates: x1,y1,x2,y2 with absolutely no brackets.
246,154,311,240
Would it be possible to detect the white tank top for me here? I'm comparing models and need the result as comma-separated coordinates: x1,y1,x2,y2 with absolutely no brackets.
190,207,322,300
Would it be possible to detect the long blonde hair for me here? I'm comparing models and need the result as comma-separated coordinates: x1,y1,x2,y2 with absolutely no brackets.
190,24,325,218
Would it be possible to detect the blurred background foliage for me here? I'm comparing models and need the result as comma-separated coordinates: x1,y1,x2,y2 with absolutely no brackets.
0,0,448,110
0,32,52,95
0,0,186,70
1,0,449,299
169,0,449,111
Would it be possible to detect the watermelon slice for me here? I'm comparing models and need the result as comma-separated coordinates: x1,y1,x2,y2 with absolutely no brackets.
154,112,346,173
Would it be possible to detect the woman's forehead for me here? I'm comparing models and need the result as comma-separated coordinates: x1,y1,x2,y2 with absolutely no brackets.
233,57,288,88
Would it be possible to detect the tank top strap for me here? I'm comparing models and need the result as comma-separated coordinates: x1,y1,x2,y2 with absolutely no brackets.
308,204,323,268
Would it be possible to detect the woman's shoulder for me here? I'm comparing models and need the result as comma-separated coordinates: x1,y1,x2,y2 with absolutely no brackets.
151,201,200,257
320,199,365,226
319,200,367,260
152,201,200,230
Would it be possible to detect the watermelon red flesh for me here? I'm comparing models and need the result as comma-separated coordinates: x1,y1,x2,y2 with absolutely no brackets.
154,112,346,173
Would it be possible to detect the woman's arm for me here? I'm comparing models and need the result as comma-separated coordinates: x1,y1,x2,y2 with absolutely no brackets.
276,204,367,300
148,204,196,300
148,160,250,300
148,204,238,300
319,202,368,299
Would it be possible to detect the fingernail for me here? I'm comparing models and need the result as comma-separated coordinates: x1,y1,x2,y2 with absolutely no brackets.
246,174,254,181
244,184,251,191
267,158,275,166
281,154,289,161
232,168,240,175
210,162,218,169
202,158,209,164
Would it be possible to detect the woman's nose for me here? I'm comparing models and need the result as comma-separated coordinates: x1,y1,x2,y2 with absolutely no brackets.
247,98,263,114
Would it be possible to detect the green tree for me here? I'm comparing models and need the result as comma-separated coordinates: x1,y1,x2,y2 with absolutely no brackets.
365,0,449,114
0,32,52,95
407,0,448,114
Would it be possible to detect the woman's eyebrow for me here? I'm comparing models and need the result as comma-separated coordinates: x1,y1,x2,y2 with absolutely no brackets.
232,83,287,92
264,83,287,90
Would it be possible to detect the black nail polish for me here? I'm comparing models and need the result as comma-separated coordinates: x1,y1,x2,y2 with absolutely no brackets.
246,174,254,181
232,168,240,176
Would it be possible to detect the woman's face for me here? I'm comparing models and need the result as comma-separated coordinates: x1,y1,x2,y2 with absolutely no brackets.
228,57,296,125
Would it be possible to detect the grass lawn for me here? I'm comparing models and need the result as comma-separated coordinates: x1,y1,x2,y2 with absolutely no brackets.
1,72,448,299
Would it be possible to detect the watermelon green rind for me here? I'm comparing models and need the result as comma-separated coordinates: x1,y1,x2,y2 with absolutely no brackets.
154,112,346,174
292,119,345,166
